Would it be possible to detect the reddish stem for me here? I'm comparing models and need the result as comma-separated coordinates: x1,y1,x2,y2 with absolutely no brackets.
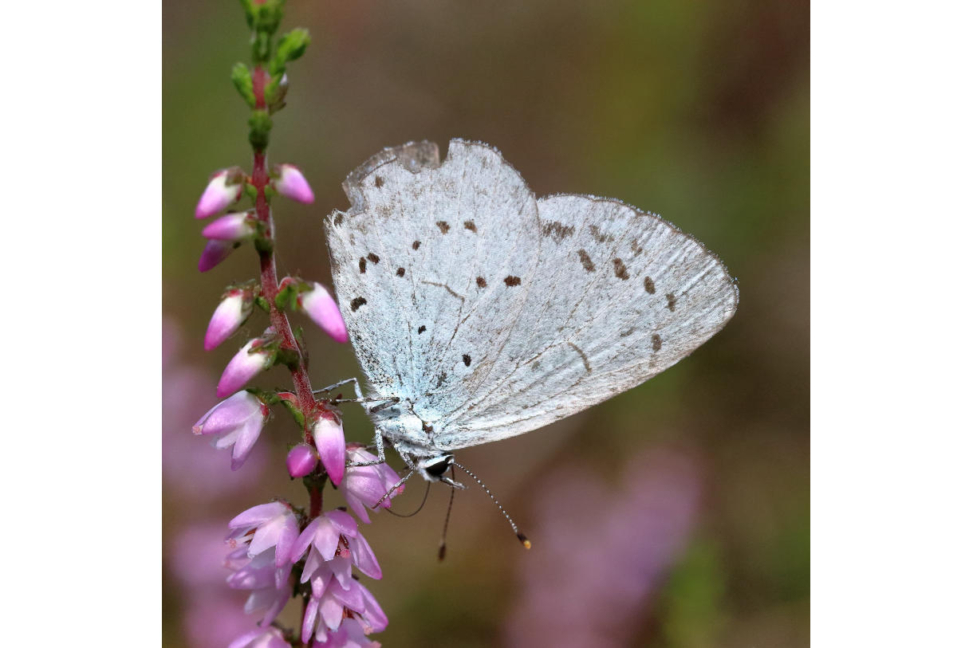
250,66,318,445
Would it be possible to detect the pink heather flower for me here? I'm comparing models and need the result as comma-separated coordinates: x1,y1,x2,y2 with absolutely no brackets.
299,282,348,343
287,443,319,478
201,211,256,241
290,510,382,594
217,339,275,398
227,501,300,571
196,168,244,218
312,413,346,485
274,163,314,203
311,618,381,648
204,289,254,351
341,446,405,523
193,391,270,470
198,239,237,272
230,627,290,648
303,578,388,643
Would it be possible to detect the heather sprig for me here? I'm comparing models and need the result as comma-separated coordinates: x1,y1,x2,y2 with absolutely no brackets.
188,2,400,645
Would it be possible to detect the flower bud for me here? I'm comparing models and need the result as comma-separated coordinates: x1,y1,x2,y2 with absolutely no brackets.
273,164,314,204
217,339,275,397
198,240,237,273
195,168,245,219
193,391,270,471
201,211,257,242
298,282,348,343
286,443,319,478
312,412,346,486
205,289,255,351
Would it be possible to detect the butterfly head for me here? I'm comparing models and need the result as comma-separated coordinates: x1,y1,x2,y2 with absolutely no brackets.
416,454,459,484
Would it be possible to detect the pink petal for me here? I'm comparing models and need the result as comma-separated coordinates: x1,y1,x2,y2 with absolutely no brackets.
300,283,348,343
302,596,321,644
198,239,236,272
276,164,315,204
291,518,321,563
287,443,319,478
217,340,271,398
229,502,287,530
201,211,254,241
349,534,382,580
204,290,253,351
196,170,242,218
313,415,346,485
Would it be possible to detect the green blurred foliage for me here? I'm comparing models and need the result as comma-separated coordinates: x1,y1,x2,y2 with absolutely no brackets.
163,0,808,646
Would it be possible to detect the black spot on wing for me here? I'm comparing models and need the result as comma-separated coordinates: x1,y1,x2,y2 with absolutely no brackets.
412,240,421,250
358,257,367,274
666,293,677,311
476,277,487,288
652,334,662,351
436,221,450,234
463,220,477,233
350,297,367,312
613,258,629,280
418,325,426,334
374,176,384,187
396,267,405,277
644,277,656,294
333,214,344,226
367,252,380,264
578,250,595,272
462,354,471,367
541,221,575,242
504,276,522,286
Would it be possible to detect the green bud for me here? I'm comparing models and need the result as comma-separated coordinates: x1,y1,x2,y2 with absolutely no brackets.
275,280,302,312
248,109,272,151
270,28,310,74
230,63,255,107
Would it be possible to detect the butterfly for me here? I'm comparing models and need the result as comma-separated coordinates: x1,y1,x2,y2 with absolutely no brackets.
326,139,737,490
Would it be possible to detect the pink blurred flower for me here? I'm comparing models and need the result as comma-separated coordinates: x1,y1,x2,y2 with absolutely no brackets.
225,548,291,626
341,446,404,523
312,413,346,486
217,339,275,398
227,501,300,571
204,288,255,351
274,163,314,203
202,210,257,241
196,168,244,219
198,239,237,272
299,282,348,343
230,627,290,648
287,443,319,478
505,448,703,648
182,592,258,648
193,390,270,470
163,318,266,499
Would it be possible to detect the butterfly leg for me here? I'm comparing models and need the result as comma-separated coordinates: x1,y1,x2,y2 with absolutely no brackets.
346,427,390,468
312,377,364,399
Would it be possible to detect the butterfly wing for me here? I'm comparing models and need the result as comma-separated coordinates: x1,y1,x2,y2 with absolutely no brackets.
327,139,737,451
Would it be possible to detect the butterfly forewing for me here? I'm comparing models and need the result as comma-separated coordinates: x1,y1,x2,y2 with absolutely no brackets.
327,140,737,451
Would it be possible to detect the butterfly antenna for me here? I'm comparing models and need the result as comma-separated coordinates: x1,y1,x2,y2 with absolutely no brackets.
386,480,431,518
438,466,458,561
453,462,531,550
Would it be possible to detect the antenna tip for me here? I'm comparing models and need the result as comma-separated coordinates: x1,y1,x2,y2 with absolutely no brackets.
438,543,447,561
517,532,531,550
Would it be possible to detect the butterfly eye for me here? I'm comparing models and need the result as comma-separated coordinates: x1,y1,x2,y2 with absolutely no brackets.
424,456,453,479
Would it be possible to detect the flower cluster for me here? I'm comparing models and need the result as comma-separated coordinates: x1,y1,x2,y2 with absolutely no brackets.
222,450,401,646
184,2,404,645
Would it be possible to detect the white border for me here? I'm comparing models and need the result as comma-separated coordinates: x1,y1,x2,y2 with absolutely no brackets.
5,1,161,644
812,2,973,645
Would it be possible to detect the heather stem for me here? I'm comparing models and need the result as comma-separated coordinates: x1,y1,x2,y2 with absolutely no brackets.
249,66,317,443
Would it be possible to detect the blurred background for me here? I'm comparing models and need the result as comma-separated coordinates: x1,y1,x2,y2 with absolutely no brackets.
163,1,808,646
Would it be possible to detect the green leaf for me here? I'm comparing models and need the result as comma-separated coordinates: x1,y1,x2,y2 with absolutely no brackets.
230,63,255,107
